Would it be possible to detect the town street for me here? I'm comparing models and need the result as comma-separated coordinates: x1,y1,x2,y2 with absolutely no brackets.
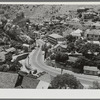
21,39,100,86
29,39,100,86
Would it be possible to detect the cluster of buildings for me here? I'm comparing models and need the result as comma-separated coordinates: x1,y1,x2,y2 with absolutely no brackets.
38,7,100,76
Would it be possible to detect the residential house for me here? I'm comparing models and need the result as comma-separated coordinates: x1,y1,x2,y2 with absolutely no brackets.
85,29,100,41
53,44,67,52
70,29,82,39
77,7,88,13
19,74,52,89
82,11,97,19
84,66,99,76
71,18,80,22
63,28,73,37
48,33,65,45
91,22,100,29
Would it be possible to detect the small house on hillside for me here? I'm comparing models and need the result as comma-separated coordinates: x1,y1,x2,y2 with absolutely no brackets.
84,66,99,76
85,29,100,41
19,74,52,89
70,29,82,39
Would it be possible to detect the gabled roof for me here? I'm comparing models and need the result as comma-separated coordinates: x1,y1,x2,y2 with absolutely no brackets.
70,29,82,37
54,44,67,49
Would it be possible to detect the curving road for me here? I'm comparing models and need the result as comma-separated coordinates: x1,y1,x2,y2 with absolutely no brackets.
35,39,100,86
21,39,100,87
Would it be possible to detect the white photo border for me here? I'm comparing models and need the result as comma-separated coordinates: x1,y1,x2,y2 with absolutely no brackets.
0,1,100,99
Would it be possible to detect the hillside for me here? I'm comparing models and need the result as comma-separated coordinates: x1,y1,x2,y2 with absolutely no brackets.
1,4,100,23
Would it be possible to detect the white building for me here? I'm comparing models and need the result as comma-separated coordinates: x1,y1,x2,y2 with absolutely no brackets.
70,29,82,39
48,33,65,45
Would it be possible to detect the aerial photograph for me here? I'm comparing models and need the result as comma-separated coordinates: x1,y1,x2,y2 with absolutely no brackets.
0,4,100,89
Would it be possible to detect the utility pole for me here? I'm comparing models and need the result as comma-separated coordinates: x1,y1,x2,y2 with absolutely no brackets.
28,55,31,68
60,62,66,75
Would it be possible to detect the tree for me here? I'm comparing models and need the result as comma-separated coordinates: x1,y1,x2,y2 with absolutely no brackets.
9,61,22,72
16,11,25,19
1,17,7,26
75,38,86,52
0,64,10,72
66,35,76,43
55,52,69,63
50,73,83,89
50,54,56,60
79,43,100,59
72,56,86,73
55,52,69,74
5,52,13,64
67,42,75,53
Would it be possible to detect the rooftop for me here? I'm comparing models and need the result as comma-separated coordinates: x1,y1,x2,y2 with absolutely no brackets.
86,29,100,35
54,43,67,49
21,75,51,89
87,41,100,45
6,47,16,53
84,66,99,71
49,33,63,39
0,51,6,62
70,29,82,37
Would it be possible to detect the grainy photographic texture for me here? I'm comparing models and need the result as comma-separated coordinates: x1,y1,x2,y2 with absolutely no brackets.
0,4,100,89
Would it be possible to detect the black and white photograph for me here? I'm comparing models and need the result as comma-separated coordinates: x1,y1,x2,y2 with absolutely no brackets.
1,2,100,90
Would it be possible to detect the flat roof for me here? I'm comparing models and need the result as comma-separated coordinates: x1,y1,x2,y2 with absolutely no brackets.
86,29,100,35
49,33,63,39
84,66,99,71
